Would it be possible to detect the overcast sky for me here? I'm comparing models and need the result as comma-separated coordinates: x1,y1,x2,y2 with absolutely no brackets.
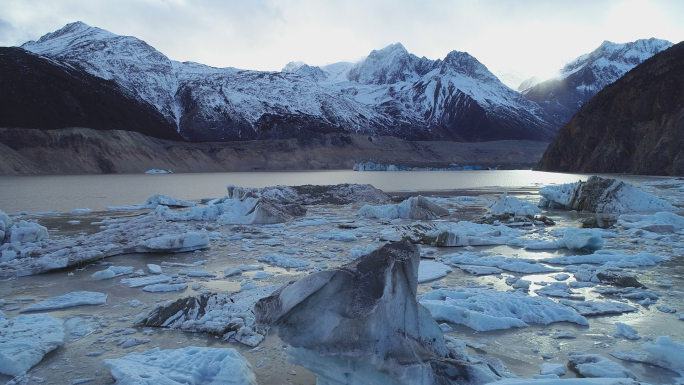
2,0,684,84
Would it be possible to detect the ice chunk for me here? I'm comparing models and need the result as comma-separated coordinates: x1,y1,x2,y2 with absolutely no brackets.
489,190,541,216
252,272,273,280
554,274,570,281
255,241,513,384
20,291,107,312
557,227,604,251
0,250,17,263
104,346,257,384
147,264,162,274
121,275,171,288
234,327,264,347
63,316,98,343
535,282,581,299
417,261,452,283
613,323,640,340
178,269,216,277
611,336,684,374
540,362,567,376
143,283,187,292
641,336,684,373
91,266,134,279
107,194,195,210
349,245,376,259
538,176,677,213
359,196,449,220
618,211,684,231
140,286,277,341
567,352,636,379
7,220,49,244
145,169,172,174
420,288,588,332
140,232,209,253
0,313,65,376
257,253,309,269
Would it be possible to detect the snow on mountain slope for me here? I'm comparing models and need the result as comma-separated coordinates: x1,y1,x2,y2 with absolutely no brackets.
521,38,673,129
22,22,554,142
401,51,554,141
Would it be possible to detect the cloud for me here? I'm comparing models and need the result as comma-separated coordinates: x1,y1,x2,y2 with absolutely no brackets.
1,0,683,78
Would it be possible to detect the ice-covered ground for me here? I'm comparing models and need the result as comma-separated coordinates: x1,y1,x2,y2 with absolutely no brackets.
1,178,684,384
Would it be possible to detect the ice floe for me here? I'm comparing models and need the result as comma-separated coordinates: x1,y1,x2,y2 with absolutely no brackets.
419,288,588,331
613,323,640,340
399,221,523,247
20,291,107,312
121,275,171,288
139,286,277,346
567,352,636,379
143,283,187,292
489,190,541,216
5,220,49,244
226,183,389,205
0,214,213,277
155,189,306,225
140,232,210,253
558,300,636,316
0,313,65,376
611,336,684,375
543,249,667,267
104,346,257,384
107,193,196,210
91,265,134,279
556,228,605,251
417,261,452,283
540,363,567,376
447,252,556,274
359,196,449,220
618,211,684,233
539,176,678,213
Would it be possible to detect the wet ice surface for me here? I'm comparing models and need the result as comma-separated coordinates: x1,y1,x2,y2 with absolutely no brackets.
1,179,684,384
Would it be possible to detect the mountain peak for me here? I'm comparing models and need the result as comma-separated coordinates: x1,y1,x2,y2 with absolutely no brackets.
21,21,120,55
282,61,306,73
441,50,494,80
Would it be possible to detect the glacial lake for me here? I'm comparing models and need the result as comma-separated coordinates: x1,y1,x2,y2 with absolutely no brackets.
0,170,671,213
1,170,683,384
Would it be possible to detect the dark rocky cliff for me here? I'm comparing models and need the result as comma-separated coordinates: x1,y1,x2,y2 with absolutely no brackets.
0,47,183,141
537,41,684,176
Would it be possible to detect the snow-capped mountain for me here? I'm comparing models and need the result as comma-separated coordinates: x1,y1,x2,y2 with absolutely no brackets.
21,22,555,142
521,38,673,128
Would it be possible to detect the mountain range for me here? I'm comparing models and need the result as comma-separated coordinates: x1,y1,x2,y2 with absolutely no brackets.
4,22,673,144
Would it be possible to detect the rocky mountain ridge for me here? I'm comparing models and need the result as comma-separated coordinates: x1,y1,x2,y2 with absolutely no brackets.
522,38,673,128
20,22,555,142
537,41,684,176
0,47,182,141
